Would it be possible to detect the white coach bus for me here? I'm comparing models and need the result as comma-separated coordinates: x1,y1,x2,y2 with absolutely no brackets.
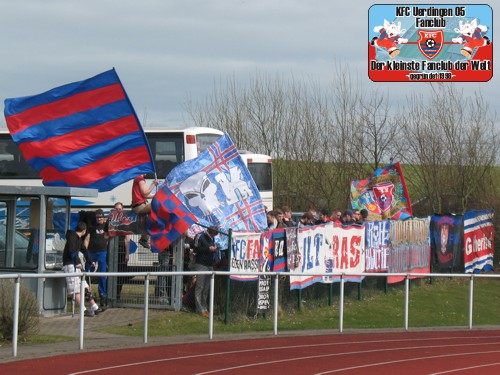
0,127,273,209
0,127,222,208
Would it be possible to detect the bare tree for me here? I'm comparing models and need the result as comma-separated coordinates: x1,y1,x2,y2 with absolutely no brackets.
187,69,499,214
398,84,498,214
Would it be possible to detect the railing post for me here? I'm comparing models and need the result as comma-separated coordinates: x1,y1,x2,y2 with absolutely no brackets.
469,274,474,330
273,274,279,336
144,274,150,343
12,276,20,357
79,273,85,350
224,229,232,325
209,272,215,339
404,274,409,331
339,274,345,333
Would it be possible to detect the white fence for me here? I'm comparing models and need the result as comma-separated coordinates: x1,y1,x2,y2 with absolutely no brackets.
1,270,499,358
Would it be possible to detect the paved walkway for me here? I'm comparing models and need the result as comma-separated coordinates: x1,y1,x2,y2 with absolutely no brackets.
0,307,212,363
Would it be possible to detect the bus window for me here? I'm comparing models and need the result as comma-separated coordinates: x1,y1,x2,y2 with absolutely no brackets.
0,137,38,179
246,162,272,192
147,133,185,178
196,133,223,155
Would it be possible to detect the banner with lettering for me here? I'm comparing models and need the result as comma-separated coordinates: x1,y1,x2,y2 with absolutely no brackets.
388,218,431,283
286,227,300,272
365,220,391,273
289,225,326,289
272,229,287,272
430,214,464,272
290,224,365,290
368,4,493,82
464,209,494,273
230,232,262,281
326,224,366,283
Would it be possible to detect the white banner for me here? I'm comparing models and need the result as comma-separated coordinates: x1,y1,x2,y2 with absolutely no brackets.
230,231,262,281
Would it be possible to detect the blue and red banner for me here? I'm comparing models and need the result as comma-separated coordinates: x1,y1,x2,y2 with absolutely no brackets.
351,162,412,220
464,209,494,273
4,69,155,192
430,214,464,271
147,185,197,253
365,220,391,273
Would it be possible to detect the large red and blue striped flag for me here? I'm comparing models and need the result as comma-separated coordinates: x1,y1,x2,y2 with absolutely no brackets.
147,185,197,252
3,69,155,192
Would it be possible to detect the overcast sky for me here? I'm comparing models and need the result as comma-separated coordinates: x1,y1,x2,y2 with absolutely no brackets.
1,0,497,129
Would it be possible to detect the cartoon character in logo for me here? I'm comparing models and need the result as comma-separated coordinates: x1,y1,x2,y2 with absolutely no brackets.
452,19,490,58
371,19,408,58
179,172,219,217
372,182,395,215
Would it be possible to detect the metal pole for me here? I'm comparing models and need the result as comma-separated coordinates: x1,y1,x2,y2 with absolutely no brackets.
224,229,232,325
404,275,409,331
79,273,85,350
297,289,302,311
12,276,20,357
144,274,150,343
469,275,474,330
209,272,215,339
273,274,279,336
339,274,345,333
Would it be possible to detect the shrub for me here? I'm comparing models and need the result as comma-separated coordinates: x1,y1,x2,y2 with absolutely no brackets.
0,279,40,341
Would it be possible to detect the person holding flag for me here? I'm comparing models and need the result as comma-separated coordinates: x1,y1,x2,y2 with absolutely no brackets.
131,174,159,248
191,226,219,317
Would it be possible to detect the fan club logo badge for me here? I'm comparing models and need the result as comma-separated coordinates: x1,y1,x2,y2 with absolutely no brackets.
418,30,443,59
368,4,493,82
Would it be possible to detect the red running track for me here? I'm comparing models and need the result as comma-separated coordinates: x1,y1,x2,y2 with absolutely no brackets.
2,330,500,374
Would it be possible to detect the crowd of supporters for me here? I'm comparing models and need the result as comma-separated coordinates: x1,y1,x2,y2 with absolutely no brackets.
265,206,369,230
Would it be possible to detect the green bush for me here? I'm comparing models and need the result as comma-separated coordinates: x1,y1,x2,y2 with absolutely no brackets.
0,279,40,341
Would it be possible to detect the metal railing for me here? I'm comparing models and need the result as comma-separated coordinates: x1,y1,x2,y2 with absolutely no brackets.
1,270,499,358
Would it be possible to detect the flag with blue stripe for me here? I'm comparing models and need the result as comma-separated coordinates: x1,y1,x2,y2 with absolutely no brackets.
166,133,267,241
4,69,155,192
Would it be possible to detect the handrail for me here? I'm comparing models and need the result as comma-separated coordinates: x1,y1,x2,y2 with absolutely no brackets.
3,270,499,358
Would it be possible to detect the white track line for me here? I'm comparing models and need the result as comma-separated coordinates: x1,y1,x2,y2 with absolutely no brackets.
431,361,500,374
69,335,500,375
196,344,500,375
315,350,500,374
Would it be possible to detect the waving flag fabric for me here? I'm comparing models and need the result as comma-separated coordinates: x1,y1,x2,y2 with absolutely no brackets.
350,161,412,221
147,185,197,253
165,133,267,237
4,69,155,192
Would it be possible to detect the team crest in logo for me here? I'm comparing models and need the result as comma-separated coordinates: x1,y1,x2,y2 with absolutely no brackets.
372,182,395,214
418,30,444,59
